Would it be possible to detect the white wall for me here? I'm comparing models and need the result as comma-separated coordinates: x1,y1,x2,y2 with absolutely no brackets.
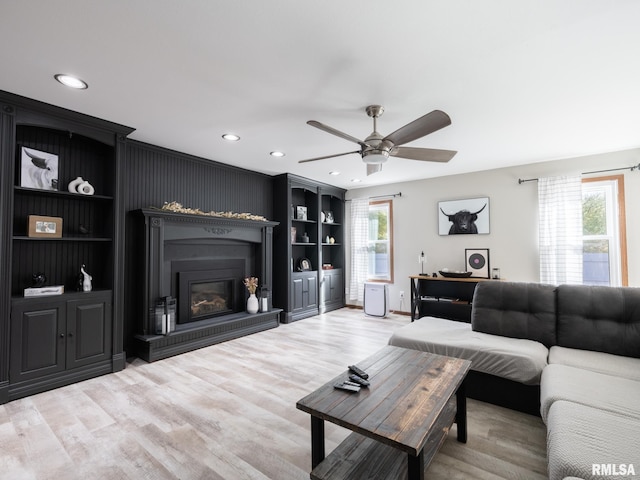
345,148,640,312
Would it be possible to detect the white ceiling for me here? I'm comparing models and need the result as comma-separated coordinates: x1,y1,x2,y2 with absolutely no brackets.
1,1,639,189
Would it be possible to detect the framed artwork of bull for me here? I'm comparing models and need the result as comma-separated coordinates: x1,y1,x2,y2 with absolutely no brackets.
438,197,490,235
20,146,59,191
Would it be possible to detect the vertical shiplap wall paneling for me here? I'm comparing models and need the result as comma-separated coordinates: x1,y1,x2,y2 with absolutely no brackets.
121,141,274,355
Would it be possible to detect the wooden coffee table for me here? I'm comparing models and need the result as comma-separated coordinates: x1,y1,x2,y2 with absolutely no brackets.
296,345,471,480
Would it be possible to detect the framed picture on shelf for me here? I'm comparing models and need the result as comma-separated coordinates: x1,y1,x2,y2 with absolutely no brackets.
296,205,307,221
438,197,490,235
298,258,312,271
20,147,59,191
28,215,63,238
465,248,490,278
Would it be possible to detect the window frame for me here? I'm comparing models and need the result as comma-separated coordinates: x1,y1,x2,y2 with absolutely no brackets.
367,199,394,284
582,175,628,286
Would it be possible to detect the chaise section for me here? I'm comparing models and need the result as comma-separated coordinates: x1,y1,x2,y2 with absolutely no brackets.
546,400,640,480
540,364,640,423
388,316,548,385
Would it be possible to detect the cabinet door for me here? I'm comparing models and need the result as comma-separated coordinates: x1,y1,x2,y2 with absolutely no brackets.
66,296,112,369
330,271,343,303
10,303,66,383
292,277,304,312
305,275,318,309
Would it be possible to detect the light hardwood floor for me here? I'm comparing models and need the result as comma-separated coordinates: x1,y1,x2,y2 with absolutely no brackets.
0,308,548,479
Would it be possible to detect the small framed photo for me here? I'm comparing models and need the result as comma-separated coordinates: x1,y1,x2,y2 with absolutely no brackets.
20,147,59,191
28,215,63,238
465,248,490,278
298,258,312,271
324,211,334,223
438,197,490,235
296,205,307,221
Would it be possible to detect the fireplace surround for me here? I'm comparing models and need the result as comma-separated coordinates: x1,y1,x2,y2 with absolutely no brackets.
134,208,281,362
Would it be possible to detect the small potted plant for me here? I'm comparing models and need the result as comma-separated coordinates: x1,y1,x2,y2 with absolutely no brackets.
244,276,259,313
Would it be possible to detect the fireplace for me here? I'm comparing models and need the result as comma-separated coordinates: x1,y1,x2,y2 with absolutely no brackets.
135,208,281,362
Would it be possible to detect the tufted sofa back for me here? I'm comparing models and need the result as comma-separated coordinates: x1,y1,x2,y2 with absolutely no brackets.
471,281,557,348
556,284,640,358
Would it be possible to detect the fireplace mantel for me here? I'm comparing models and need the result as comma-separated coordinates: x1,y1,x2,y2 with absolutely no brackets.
134,208,281,362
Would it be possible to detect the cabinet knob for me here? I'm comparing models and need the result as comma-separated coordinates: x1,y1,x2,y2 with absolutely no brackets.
68,333,74,338
59,333,65,338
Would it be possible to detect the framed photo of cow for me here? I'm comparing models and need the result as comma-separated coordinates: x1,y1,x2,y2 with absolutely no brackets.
20,147,59,191
438,197,490,235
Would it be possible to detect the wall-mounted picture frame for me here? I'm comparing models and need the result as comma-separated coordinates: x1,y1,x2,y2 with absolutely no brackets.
28,215,63,238
296,205,307,221
465,248,490,278
438,197,490,235
20,147,59,191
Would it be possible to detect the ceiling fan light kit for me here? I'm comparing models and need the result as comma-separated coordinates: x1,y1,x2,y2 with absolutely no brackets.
301,104,457,176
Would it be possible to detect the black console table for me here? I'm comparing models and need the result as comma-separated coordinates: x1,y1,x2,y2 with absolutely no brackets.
410,275,493,322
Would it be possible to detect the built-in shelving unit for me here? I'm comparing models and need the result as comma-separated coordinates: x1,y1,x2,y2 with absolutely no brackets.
0,90,133,403
273,174,345,323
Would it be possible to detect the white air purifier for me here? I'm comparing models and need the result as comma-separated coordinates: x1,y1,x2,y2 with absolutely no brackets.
363,282,390,318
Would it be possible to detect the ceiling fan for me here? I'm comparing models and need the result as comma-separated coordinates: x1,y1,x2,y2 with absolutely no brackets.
299,105,457,175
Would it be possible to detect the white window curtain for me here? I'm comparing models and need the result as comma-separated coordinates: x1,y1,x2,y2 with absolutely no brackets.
349,197,369,301
538,175,583,285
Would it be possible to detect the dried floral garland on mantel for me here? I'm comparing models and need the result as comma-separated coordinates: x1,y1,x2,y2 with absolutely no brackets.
155,201,268,222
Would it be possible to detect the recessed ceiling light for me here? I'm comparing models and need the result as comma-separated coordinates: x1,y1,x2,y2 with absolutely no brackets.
222,133,240,141
54,74,88,89
329,171,340,176
270,151,285,157
351,178,362,183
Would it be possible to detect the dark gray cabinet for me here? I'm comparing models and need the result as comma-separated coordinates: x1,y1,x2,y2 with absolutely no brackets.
10,291,112,385
273,174,345,323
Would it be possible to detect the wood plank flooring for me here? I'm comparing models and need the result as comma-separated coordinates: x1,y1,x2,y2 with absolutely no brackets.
0,308,548,479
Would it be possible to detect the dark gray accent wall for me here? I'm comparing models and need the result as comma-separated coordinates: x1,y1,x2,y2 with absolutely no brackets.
121,140,274,355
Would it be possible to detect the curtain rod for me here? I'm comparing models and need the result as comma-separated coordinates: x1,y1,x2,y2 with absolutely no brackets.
518,163,640,184
346,192,402,202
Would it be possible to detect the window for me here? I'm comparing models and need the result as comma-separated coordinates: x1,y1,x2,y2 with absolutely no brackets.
368,200,393,282
582,175,628,286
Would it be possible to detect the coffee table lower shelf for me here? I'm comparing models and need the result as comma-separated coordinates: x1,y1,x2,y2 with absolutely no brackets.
311,398,457,480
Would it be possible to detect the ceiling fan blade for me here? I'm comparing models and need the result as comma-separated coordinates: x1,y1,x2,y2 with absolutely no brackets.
391,147,457,163
383,110,452,147
298,150,360,163
307,121,368,147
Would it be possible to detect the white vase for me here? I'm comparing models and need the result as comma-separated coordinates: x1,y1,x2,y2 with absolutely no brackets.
247,293,259,314
77,180,95,195
68,176,84,193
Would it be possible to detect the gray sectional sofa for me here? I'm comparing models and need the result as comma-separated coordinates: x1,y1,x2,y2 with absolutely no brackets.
389,281,640,480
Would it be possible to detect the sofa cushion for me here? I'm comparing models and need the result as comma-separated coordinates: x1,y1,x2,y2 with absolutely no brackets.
549,345,640,382
471,281,557,348
556,284,640,358
540,364,640,423
546,400,640,480
388,317,548,385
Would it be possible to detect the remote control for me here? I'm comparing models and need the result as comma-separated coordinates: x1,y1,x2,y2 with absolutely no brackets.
343,380,361,387
348,365,369,379
334,382,360,392
349,374,370,387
